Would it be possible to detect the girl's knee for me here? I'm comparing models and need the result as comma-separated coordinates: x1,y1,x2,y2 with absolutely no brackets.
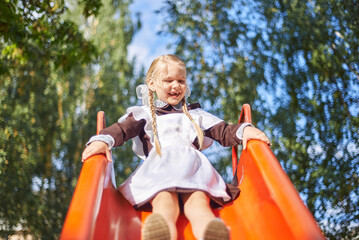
183,191,210,207
152,192,179,214
183,191,212,215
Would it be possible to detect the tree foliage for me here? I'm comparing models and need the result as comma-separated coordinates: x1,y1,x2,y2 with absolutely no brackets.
65,0,143,185
0,0,140,238
159,0,359,238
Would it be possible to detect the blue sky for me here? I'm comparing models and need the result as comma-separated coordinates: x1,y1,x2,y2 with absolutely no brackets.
128,0,173,71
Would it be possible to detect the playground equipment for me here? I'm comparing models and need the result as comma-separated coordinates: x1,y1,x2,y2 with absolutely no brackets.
60,104,325,240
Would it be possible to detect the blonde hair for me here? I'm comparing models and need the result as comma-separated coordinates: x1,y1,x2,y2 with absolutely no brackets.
146,54,204,155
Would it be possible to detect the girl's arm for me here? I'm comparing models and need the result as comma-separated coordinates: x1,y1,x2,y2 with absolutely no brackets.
204,122,270,148
81,112,146,162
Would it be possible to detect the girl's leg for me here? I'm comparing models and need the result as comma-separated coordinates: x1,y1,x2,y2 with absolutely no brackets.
150,191,180,240
182,191,230,240
182,191,216,239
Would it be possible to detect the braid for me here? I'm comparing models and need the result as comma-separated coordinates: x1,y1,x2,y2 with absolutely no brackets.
182,98,204,150
149,90,162,156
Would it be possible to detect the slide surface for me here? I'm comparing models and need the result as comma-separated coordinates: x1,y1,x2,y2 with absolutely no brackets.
60,105,325,240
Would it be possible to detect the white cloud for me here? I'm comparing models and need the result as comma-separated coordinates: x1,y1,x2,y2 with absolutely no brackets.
128,0,174,71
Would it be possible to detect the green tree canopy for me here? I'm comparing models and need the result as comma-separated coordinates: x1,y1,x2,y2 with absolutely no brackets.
159,0,358,239
0,0,141,238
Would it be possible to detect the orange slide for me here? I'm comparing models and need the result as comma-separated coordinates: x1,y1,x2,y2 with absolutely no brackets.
60,105,325,240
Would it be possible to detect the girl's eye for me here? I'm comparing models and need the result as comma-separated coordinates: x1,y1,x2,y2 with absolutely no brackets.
162,79,186,84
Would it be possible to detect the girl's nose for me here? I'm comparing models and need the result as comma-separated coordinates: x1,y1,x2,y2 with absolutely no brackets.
172,81,180,89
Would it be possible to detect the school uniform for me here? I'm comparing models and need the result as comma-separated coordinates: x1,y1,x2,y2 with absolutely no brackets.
88,102,251,211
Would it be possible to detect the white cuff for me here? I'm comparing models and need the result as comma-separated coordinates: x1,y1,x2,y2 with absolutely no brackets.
86,134,115,150
236,123,254,141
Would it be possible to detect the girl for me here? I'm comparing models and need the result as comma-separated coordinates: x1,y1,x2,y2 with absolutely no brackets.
82,54,270,240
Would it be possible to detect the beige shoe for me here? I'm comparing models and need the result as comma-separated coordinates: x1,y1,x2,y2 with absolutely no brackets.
142,213,171,240
203,218,230,240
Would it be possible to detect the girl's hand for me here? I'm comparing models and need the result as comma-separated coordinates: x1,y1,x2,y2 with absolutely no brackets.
242,126,271,150
81,141,112,162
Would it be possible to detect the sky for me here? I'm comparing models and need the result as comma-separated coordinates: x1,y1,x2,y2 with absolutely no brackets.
128,0,173,71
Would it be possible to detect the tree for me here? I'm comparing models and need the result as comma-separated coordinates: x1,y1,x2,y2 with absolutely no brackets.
65,0,143,185
257,1,359,238
0,0,140,238
159,0,359,238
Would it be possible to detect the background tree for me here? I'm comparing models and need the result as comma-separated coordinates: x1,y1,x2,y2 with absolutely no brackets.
159,0,358,239
0,0,140,238
65,0,143,185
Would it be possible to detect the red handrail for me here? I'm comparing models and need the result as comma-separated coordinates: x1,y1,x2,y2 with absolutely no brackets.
97,111,105,134
232,104,252,175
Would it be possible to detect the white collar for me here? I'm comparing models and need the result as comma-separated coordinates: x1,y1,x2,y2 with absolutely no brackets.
155,100,183,110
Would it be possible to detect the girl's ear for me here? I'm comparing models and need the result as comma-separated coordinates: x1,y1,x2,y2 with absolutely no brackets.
148,78,156,91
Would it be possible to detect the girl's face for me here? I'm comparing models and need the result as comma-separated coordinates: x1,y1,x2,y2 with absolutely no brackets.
148,63,187,106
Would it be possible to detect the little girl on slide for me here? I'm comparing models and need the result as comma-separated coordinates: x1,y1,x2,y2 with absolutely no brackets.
82,54,270,240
